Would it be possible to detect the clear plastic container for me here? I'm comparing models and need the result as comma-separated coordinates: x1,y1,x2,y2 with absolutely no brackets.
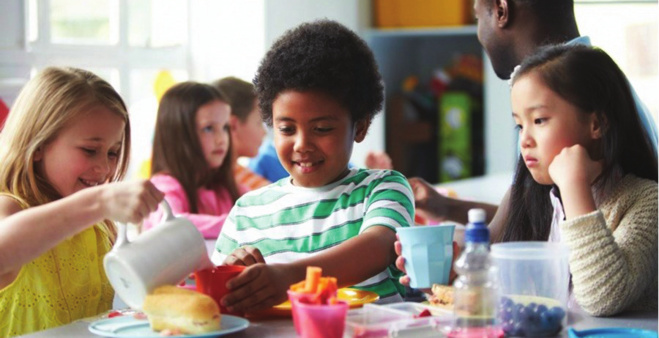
491,242,570,337
344,302,453,337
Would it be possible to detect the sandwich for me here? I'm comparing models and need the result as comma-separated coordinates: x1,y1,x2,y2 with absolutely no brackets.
142,285,221,334
427,284,454,310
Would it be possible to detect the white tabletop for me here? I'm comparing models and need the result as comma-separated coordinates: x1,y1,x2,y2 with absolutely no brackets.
22,173,658,337
19,303,658,337
436,171,513,205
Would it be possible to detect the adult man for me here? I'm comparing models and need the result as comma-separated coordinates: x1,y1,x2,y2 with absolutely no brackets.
410,0,657,229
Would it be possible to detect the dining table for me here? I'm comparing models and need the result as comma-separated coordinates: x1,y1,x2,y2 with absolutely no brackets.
19,297,658,338
20,173,658,337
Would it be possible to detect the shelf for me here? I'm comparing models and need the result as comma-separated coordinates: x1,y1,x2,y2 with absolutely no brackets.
365,25,477,38
366,24,484,184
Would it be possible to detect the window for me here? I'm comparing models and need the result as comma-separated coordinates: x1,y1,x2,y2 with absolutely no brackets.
575,1,658,123
24,0,190,104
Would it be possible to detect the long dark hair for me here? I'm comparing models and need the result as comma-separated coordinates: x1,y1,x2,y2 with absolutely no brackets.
151,82,240,213
500,44,657,242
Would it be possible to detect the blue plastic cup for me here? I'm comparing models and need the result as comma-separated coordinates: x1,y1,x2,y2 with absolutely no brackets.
397,224,455,288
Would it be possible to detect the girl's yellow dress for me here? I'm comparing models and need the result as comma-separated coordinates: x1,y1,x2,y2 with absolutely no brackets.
0,193,115,337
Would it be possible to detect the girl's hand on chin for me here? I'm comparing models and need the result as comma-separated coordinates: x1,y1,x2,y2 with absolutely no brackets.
548,145,603,190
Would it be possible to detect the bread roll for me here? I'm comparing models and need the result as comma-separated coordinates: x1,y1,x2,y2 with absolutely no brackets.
142,285,221,334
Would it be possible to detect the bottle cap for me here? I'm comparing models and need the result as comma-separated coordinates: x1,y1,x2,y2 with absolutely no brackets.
468,208,486,223
465,208,489,243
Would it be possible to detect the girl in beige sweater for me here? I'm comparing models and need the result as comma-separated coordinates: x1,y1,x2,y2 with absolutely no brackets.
503,44,657,316
396,44,656,317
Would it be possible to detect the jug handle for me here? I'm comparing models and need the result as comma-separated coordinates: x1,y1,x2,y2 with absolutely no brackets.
160,199,175,223
114,222,129,248
113,200,175,249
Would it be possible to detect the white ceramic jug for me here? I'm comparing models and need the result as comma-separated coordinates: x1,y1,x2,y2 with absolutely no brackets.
104,200,213,309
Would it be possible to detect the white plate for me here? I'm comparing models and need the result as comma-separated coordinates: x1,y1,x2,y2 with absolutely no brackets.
88,314,249,337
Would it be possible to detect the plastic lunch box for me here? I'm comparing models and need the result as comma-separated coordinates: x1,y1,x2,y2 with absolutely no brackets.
344,302,453,337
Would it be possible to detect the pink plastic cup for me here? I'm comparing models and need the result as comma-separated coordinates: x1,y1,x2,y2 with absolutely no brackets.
194,265,246,316
290,298,349,338
287,290,319,334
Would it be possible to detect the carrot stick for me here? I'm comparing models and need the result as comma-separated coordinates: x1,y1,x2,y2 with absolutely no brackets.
304,266,322,293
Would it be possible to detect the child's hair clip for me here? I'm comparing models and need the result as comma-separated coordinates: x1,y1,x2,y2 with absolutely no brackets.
508,65,522,88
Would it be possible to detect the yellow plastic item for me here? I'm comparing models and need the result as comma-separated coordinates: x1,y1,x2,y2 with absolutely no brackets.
153,70,176,103
373,0,473,28
264,288,380,317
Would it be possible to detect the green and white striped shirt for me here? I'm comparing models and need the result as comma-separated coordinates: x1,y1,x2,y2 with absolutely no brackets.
212,168,414,301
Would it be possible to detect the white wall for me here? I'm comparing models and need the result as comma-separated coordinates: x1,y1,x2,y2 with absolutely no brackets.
189,0,265,83
483,55,516,174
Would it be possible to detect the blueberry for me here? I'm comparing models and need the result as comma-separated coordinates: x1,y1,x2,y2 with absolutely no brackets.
549,306,566,321
536,304,548,315
500,296,514,308
525,303,540,323
513,321,526,336
502,319,515,335
499,304,514,322
527,302,537,312
539,310,555,330
513,303,526,320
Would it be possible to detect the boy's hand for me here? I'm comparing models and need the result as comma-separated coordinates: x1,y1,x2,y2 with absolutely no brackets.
100,180,163,223
394,239,410,286
221,263,292,314
224,246,265,266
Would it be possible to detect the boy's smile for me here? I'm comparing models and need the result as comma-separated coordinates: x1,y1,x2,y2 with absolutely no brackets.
272,90,368,187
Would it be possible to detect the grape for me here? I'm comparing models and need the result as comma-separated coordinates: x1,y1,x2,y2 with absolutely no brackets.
499,297,565,337
539,310,556,331
536,304,547,314
550,306,566,320
527,302,537,312
502,319,515,335
515,304,530,322
499,304,514,322
500,296,514,308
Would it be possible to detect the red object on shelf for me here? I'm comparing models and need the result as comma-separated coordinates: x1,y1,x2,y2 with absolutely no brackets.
0,98,9,130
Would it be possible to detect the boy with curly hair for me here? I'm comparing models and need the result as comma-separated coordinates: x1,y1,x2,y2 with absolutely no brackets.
212,19,414,313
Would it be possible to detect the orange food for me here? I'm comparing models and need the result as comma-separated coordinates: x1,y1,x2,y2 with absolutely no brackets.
304,266,322,293
290,266,338,305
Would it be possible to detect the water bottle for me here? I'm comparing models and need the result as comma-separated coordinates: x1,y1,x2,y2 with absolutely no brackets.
448,208,503,338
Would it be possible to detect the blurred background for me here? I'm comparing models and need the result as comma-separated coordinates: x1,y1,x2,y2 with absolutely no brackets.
0,0,656,183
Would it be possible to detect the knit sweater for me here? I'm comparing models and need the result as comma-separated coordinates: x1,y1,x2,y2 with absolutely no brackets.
560,174,657,316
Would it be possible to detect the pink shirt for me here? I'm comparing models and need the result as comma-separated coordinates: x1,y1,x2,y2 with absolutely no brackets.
143,174,242,239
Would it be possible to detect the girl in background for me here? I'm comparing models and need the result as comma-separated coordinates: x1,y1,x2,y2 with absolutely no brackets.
0,67,163,337
143,82,242,238
213,76,269,191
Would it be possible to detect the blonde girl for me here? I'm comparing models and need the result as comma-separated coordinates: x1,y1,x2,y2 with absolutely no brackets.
0,67,163,337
